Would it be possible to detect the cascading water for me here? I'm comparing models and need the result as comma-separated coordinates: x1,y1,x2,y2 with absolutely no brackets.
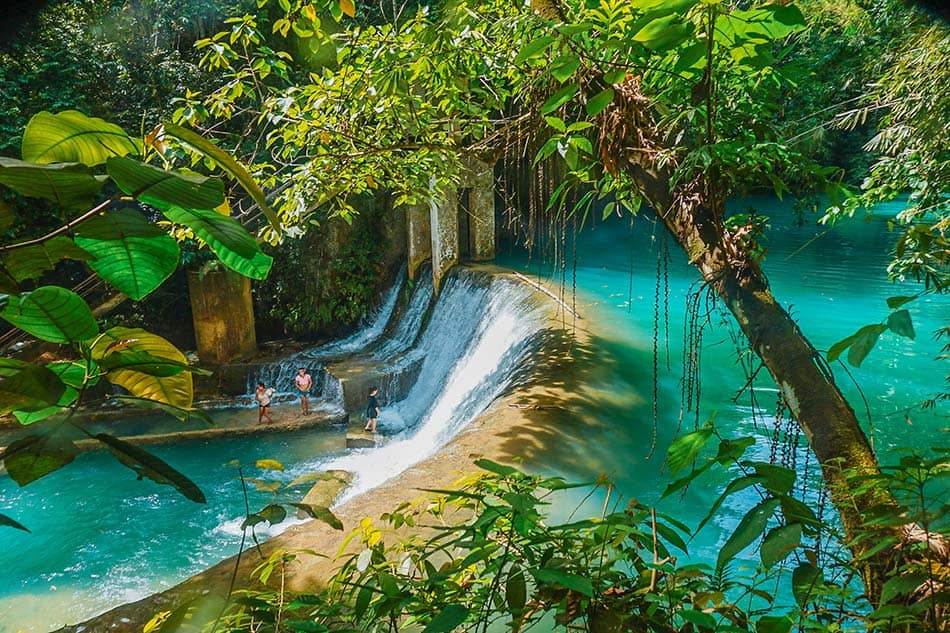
242,268,408,403
373,272,434,359
291,270,545,503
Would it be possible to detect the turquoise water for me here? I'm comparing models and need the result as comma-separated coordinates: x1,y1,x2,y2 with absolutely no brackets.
0,413,345,631
1,196,946,630
498,196,948,563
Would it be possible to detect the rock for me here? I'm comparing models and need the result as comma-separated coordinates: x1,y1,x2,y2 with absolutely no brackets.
297,470,352,518
345,431,379,449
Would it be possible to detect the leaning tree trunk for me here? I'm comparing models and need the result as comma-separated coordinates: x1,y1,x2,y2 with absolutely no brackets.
600,80,893,599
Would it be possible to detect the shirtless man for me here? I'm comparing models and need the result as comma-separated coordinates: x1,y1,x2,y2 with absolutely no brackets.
295,367,313,415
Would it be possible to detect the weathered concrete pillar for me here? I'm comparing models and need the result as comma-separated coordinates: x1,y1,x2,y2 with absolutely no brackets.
429,186,459,294
188,265,257,365
468,162,495,261
406,203,432,281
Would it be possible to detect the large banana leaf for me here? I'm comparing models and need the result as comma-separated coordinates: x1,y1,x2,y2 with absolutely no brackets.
163,123,282,231
1,286,99,343
106,157,225,210
0,158,106,209
91,326,194,408
161,205,273,279
21,110,140,166
75,209,179,300
3,236,95,282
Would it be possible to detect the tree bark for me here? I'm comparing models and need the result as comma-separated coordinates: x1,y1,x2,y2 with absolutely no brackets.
606,103,892,598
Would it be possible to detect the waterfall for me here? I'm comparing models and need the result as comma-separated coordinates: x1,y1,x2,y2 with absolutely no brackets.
373,272,434,359
245,268,407,398
293,269,545,502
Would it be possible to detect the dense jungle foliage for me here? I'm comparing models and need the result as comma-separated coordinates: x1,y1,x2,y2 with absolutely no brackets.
0,0,947,631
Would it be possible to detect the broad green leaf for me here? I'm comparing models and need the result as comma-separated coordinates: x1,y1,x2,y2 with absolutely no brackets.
91,326,193,408
550,55,581,83
0,199,13,231
760,523,802,568
159,205,272,279
113,395,213,425
0,158,105,209
886,309,915,339
12,384,78,424
474,458,521,477
0,512,29,532
506,566,526,612
880,572,927,604
75,209,180,300
756,615,794,633
3,236,94,282
1,286,98,343
0,433,79,485
679,609,716,630
540,84,579,115
791,562,822,606
779,495,820,535
655,520,689,552
106,157,224,210
423,604,469,633
886,295,915,309
632,14,693,50
715,436,755,463
827,323,885,365
694,475,766,534
47,359,96,389
244,504,287,529
674,41,707,73
291,503,344,530
163,123,281,232
747,462,796,495
586,88,614,117
99,349,208,377
0,359,66,415
717,497,780,569
666,423,713,473
515,35,556,64
22,110,140,166
530,568,593,597
847,323,885,367
631,0,696,11
95,433,205,503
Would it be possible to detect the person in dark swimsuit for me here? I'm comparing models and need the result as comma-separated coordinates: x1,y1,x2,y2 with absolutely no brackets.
364,386,380,433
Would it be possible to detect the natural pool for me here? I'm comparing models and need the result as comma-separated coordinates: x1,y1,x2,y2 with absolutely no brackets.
498,195,948,563
0,196,946,631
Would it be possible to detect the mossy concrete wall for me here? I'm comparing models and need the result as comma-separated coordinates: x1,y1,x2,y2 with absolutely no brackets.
430,186,459,294
188,266,257,365
464,160,495,261
406,202,432,280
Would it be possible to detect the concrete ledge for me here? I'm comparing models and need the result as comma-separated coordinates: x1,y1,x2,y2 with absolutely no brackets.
298,470,353,517
345,431,379,449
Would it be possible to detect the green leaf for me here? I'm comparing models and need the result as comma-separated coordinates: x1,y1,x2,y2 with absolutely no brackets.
694,475,766,534
760,523,802,568
717,497,780,569
666,423,713,473
12,384,78,424
791,562,822,606
748,462,796,495
22,111,140,166
474,458,521,477
886,295,915,309
515,35,556,64
530,568,593,597
756,614,794,633
540,84,579,115
886,309,915,339
75,209,180,300
163,123,281,232
880,572,926,604
1,286,98,343
0,512,29,532
550,55,581,83
679,609,716,630
0,158,105,209
632,14,693,50
655,520,689,553
0,199,14,232
0,433,79,485
506,566,526,612
848,324,885,367
256,458,285,471
159,205,272,279
95,433,205,503
3,236,94,283
586,88,614,117
291,503,344,530
715,436,755,463
113,395,213,425
423,604,469,633
0,361,73,418
92,326,193,409
99,349,206,377
106,157,224,210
